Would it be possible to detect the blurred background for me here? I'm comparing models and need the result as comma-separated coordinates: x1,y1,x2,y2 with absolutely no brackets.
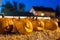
1,0,60,12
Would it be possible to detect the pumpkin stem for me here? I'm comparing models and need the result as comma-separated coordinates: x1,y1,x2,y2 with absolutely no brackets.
2,13,4,18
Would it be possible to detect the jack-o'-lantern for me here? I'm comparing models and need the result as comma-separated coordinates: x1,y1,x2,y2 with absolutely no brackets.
13,18,33,34
27,18,44,31
44,19,58,30
0,18,14,33
30,19,44,31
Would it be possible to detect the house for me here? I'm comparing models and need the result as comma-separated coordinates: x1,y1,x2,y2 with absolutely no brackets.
30,6,56,17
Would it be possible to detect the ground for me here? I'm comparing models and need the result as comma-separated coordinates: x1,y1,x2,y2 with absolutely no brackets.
0,30,60,40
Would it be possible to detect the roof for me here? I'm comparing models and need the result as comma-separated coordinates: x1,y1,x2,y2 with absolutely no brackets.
1,12,34,16
32,6,56,12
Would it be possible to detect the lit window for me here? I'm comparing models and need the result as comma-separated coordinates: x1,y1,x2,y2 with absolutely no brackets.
41,13,44,16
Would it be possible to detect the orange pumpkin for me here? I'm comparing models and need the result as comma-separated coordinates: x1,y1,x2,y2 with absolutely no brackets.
44,19,58,30
13,18,33,34
0,18,14,33
28,18,44,31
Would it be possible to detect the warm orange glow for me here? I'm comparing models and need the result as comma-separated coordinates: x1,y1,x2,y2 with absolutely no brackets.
12,18,33,34
0,17,59,34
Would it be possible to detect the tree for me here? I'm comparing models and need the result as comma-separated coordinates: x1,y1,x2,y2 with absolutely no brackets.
13,2,17,12
19,3,25,12
2,2,25,14
2,1,18,13
2,2,14,13
56,5,60,16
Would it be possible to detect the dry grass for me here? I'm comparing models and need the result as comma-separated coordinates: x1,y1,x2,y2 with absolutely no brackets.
0,30,60,40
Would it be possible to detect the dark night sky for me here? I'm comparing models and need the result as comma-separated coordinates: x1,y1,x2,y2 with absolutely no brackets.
1,0,60,12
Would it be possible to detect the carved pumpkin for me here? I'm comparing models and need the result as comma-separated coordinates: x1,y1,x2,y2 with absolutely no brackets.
27,18,44,31
44,19,58,30
28,18,44,31
53,19,58,31
0,18,14,33
13,18,33,34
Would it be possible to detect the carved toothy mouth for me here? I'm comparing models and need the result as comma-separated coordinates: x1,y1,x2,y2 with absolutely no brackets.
4,25,13,32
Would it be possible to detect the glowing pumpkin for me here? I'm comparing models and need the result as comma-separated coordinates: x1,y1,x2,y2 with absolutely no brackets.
37,20,44,31
53,19,59,31
0,18,14,33
29,19,44,31
13,18,33,34
44,19,58,30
